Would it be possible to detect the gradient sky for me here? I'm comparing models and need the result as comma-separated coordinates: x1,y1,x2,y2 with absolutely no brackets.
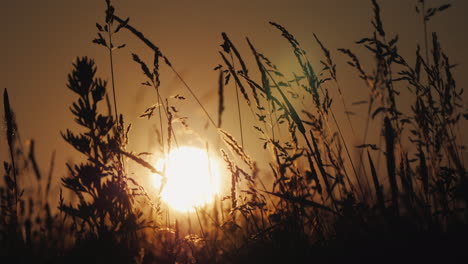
2,0,467,183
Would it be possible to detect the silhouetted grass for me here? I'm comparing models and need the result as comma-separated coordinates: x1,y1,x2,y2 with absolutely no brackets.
1,0,467,263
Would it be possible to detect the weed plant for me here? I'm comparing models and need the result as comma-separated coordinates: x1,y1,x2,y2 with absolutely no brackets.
1,0,467,263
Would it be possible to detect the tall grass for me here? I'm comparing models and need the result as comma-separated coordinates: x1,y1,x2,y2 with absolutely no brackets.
0,0,467,263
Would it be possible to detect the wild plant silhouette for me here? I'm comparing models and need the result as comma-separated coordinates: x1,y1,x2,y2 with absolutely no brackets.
1,0,467,263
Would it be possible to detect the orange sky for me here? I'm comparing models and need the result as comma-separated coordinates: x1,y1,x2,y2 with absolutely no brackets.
2,0,467,184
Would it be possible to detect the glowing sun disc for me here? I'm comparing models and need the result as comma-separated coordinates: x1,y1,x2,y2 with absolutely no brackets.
152,146,221,212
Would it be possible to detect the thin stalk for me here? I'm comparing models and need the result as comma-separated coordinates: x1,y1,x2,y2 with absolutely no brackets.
267,99,276,141
330,110,362,195
156,86,165,153
384,117,399,216
171,69,218,129
107,23,119,120
330,77,356,137
194,207,209,250
230,53,245,147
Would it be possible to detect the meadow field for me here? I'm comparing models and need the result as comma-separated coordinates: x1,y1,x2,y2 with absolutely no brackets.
1,0,467,263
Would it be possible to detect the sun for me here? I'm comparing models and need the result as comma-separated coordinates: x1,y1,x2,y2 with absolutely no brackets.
152,146,222,212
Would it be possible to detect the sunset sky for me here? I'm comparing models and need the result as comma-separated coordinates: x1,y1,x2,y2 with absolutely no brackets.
2,0,467,181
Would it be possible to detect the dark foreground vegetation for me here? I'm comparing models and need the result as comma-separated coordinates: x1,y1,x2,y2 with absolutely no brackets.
1,0,467,263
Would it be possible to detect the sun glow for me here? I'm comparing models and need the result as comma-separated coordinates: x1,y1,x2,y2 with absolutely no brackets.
152,146,221,212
